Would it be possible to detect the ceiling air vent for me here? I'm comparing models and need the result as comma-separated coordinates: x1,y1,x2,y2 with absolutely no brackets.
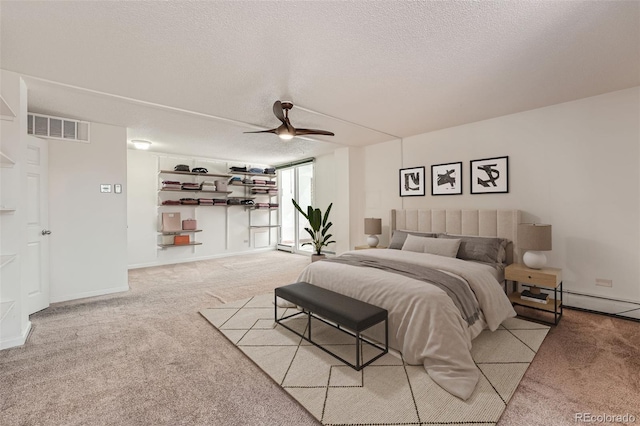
27,113,90,143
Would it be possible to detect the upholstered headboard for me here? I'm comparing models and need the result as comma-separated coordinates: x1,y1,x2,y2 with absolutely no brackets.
391,209,521,264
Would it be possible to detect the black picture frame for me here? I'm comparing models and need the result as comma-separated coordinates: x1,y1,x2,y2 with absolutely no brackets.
431,162,462,195
470,156,509,194
399,166,425,197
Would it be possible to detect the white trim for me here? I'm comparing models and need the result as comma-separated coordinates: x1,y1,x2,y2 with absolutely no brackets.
128,247,277,270
563,289,640,308
0,321,31,350
50,285,130,304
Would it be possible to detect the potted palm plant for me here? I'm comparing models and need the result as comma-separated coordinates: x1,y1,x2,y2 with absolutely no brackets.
292,200,335,262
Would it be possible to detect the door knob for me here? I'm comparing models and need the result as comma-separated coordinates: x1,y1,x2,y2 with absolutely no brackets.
41,229,52,235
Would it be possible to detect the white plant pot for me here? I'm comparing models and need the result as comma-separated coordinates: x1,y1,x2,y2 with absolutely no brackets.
311,254,326,262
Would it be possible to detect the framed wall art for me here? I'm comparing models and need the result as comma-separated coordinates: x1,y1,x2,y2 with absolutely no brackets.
431,162,462,195
470,156,509,194
399,166,425,197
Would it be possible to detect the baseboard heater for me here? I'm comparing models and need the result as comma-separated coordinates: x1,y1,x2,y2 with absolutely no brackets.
277,244,293,253
563,290,639,323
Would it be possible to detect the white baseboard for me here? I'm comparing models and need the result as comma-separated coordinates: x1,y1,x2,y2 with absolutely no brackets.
0,320,31,350
563,290,640,320
128,247,277,270
50,285,130,304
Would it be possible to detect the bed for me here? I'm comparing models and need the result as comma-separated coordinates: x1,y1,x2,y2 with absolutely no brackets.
294,209,520,400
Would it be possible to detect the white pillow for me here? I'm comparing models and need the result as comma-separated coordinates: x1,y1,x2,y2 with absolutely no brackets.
401,234,461,258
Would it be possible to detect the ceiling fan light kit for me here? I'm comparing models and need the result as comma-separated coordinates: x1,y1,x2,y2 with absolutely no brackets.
245,100,334,140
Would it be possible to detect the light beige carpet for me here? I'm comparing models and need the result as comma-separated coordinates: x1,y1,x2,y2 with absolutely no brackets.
201,293,550,426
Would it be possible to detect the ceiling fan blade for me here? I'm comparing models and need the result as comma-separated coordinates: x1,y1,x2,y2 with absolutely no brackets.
243,128,277,134
273,100,295,134
294,128,335,137
272,101,286,124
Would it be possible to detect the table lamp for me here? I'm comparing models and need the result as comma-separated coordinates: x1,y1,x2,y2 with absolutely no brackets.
518,223,552,269
364,218,382,248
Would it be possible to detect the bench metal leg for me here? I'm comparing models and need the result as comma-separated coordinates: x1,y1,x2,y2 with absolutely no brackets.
356,332,360,370
276,311,388,371
274,293,277,322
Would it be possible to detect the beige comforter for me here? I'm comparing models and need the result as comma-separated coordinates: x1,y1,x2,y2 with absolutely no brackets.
296,248,516,400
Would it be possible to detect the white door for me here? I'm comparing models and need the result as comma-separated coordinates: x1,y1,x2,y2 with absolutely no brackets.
25,136,49,314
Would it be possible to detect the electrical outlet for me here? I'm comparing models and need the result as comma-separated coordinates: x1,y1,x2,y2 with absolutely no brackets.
595,278,613,288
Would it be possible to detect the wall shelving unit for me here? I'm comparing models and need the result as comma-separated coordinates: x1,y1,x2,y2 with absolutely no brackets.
155,164,279,252
228,170,279,246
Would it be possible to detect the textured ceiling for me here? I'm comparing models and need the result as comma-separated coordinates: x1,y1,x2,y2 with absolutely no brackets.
1,1,638,164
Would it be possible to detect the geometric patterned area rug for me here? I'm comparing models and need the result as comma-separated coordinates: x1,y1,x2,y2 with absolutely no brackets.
201,293,550,426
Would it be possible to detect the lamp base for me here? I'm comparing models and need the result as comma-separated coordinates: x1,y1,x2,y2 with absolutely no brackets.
367,235,379,248
523,250,547,269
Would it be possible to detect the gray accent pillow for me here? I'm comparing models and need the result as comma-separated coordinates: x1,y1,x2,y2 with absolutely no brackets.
402,234,461,258
437,233,509,264
389,230,437,250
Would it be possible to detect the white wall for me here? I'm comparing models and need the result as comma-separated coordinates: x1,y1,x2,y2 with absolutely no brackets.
314,147,367,254
0,70,30,349
363,87,640,304
363,139,403,247
48,123,129,302
127,151,276,268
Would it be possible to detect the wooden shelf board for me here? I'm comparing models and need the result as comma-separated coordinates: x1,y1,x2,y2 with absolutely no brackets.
159,230,203,234
159,204,227,207
230,171,276,177
0,208,16,213
159,189,232,194
230,183,276,189
508,292,561,313
159,170,231,178
158,242,203,248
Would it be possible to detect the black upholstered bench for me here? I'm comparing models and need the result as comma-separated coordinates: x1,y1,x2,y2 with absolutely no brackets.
274,282,388,370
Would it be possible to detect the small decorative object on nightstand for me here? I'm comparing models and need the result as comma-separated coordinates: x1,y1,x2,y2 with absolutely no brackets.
364,218,382,247
505,263,563,325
